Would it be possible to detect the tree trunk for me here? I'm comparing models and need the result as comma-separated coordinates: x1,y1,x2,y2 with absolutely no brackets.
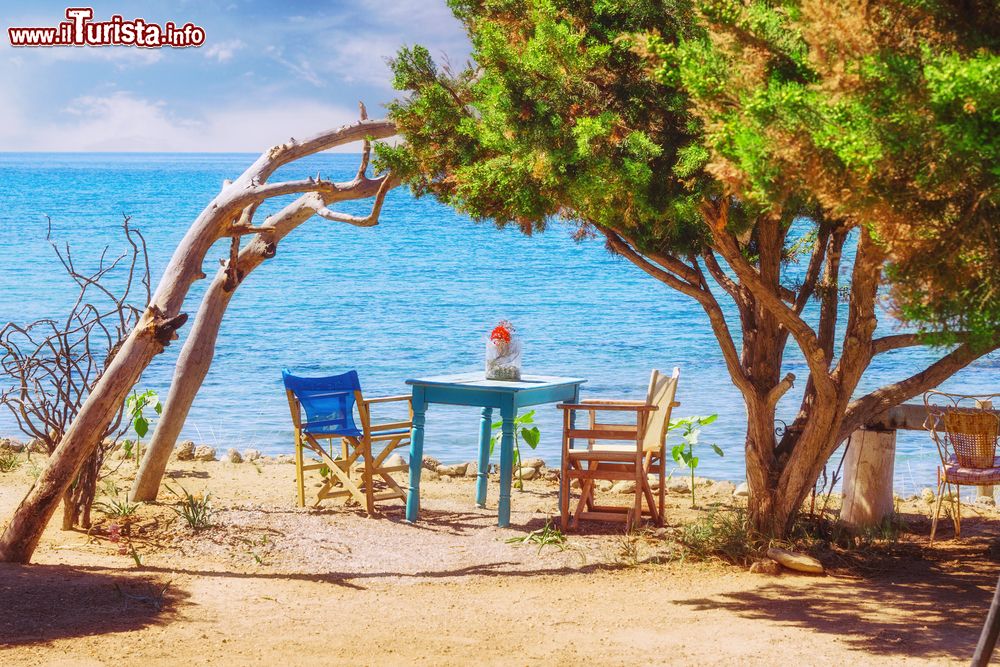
0,118,396,563
743,396,781,536
130,179,393,502
61,488,76,531
840,427,897,529
0,308,182,561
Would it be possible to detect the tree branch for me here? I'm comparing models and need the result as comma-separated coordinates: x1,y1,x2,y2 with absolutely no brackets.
838,341,1000,442
871,333,922,355
702,198,835,399
244,118,397,185
793,221,831,314
601,228,704,300
308,174,398,227
601,228,752,392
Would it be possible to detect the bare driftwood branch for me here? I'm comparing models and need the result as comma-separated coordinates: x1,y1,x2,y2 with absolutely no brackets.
0,217,149,529
1,112,398,562
128,106,400,503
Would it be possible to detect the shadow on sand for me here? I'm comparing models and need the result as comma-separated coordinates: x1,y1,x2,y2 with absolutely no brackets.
0,563,188,647
675,537,997,662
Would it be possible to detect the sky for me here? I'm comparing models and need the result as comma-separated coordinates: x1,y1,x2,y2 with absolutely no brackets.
0,1,471,151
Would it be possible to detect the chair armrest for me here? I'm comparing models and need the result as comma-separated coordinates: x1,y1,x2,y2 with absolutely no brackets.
557,402,657,412
370,420,413,432
579,399,648,406
363,394,412,405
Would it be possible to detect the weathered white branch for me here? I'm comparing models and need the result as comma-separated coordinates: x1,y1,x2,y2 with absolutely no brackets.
1,113,398,561
309,174,397,228
129,170,396,502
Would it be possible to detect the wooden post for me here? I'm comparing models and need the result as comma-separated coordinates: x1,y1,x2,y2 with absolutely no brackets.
977,400,996,503
841,427,897,529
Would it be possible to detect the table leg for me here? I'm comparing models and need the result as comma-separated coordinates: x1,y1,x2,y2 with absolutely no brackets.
405,387,427,523
497,399,516,528
476,406,493,508
558,384,582,511
568,383,581,450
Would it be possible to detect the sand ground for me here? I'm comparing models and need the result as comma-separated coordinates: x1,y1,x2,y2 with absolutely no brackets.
1,455,999,666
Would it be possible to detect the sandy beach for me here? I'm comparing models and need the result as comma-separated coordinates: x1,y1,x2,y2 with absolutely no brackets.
2,451,998,666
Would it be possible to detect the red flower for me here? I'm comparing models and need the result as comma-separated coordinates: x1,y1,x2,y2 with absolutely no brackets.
490,324,511,344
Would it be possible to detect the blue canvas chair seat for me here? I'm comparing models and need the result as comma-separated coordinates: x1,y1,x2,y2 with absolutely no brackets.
283,369,411,513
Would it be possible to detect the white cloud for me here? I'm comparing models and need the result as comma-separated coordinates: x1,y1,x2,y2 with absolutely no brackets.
7,45,164,67
0,91,375,152
264,45,322,87
203,39,244,63
259,3,471,90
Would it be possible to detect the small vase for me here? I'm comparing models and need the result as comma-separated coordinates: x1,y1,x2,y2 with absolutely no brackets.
485,336,522,381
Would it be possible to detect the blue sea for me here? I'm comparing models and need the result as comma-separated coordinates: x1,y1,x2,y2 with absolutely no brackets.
0,153,996,496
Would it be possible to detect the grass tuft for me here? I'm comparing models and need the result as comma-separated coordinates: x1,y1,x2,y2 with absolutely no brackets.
166,484,214,530
0,448,21,473
506,519,568,553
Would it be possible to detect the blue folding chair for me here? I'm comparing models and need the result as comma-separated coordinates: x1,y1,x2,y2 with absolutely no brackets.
282,370,411,513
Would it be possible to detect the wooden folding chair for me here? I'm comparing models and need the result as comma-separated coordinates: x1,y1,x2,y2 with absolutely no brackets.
282,369,411,514
558,368,680,531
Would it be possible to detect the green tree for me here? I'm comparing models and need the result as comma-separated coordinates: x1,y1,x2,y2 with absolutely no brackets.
379,0,999,536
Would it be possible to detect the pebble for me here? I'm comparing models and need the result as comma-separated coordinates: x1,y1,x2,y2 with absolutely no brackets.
596,480,614,493
611,480,636,495
749,558,782,575
921,488,935,504
0,438,25,453
437,463,469,477
733,482,750,498
421,456,441,471
766,547,824,574
710,481,737,497
194,445,218,462
226,448,243,464
465,462,479,478
174,440,195,461
385,454,407,469
521,458,545,470
667,480,690,494
243,448,262,462
517,466,537,481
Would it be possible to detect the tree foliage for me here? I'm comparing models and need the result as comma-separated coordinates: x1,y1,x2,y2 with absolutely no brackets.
379,0,999,535
379,0,733,251
648,0,1000,345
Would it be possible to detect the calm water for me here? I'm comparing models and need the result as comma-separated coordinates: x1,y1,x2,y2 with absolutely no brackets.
0,153,996,495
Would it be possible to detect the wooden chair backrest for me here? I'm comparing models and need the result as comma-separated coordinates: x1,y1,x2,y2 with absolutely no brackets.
641,368,680,452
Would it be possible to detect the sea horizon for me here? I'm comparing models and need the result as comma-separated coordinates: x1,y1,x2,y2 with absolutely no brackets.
1,152,997,496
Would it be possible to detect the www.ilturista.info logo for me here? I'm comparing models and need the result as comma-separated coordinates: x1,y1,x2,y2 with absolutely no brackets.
8,7,206,48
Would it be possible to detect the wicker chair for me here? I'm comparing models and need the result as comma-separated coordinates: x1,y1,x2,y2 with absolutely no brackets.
923,390,1000,544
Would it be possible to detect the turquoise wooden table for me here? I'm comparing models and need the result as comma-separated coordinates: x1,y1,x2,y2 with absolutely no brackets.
405,373,585,527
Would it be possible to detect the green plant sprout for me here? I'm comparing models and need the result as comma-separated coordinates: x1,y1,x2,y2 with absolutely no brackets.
94,496,141,518
505,519,568,553
668,414,723,507
489,409,541,491
125,388,162,464
165,483,213,530
0,448,20,473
